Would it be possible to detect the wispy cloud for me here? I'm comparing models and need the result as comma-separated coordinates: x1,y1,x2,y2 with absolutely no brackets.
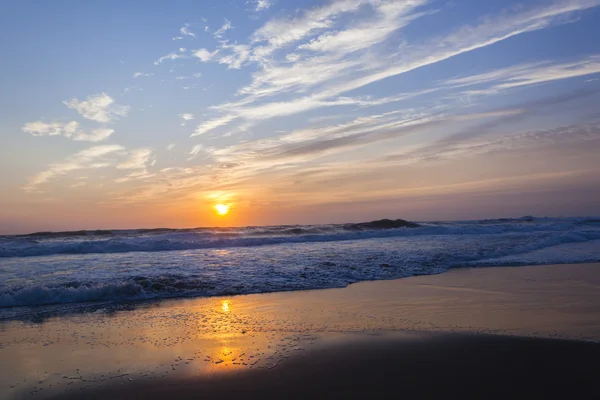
75,128,115,142
22,121,79,138
442,55,600,96
191,115,237,137
133,72,154,78
218,44,251,69
154,52,185,65
252,0,272,12
117,148,154,170
182,0,600,138
175,73,202,80
193,48,218,62
188,144,216,161
114,148,157,183
25,145,125,192
173,23,196,40
208,109,505,168
63,93,130,123
251,0,376,59
189,144,205,156
22,121,115,142
179,113,194,126
377,121,600,167
378,89,599,164
180,23,196,38
213,19,233,38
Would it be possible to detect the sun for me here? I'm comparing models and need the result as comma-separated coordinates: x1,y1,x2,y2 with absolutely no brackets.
214,203,230,216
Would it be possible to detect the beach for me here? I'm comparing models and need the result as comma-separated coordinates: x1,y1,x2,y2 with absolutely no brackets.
2,262,599,399
5,0,600,398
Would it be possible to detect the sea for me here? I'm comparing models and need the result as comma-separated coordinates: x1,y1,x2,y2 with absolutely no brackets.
1,216,600,321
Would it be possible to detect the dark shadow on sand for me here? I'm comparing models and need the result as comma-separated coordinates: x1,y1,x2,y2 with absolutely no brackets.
45,332,600,400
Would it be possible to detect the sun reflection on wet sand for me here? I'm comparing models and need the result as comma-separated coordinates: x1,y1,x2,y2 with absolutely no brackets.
221,300,230,313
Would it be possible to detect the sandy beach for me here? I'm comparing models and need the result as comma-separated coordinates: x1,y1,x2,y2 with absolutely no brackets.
2,263,599,399
6,0,600,398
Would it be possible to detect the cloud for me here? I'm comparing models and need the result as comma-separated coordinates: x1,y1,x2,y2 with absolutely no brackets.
25,145,125,192
298,2,429,54
215,95,374,123
191,115,237,137
209,110,464,168
207,92,598,181
193,48,218,62
179,113,194,126
218,44,251,69
167,143,176,151
308,0,600,101
387,89,599,162
379,121,600,167
63,92,130,123
213,19,233,38
251,0,375,58
180,23,196,38
176,0,600,140
154,52,185,65
442,55,600,96
187,144,216,161
133,72,154,78
187,144,217,162
73,128,115,142
22,121,79,137
22,121,115,142
175,73,202,80
253,0,272,12
117,148,154,170
189,144,205,156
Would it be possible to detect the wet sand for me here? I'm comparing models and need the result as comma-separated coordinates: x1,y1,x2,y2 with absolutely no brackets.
2,263,600,399
50,332,600,400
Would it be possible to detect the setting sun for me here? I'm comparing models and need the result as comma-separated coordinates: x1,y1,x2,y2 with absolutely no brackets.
214,204,230,216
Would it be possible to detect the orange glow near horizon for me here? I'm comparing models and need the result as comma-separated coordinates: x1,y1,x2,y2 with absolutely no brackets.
214,204,230,216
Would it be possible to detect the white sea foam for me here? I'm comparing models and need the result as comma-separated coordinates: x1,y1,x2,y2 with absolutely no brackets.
0,217,599,316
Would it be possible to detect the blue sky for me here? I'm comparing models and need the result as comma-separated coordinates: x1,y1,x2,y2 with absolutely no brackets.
2,0,600,233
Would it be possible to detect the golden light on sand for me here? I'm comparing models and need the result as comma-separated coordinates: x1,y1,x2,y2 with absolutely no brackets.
214,204,230,216
221,300,230,313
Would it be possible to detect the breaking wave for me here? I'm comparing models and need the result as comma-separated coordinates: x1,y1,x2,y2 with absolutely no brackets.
0,217,595,258
1,216,599,315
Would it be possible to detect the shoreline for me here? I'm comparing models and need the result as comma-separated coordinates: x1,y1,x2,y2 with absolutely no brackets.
4,258,598,324
2,262,599,398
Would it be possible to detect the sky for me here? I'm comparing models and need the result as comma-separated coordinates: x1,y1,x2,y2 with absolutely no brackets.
2,0,600,234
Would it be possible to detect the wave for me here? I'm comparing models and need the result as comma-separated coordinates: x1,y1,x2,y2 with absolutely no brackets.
0,275,218,308
1,222,600,310
6,219,419,239
2,217,599,258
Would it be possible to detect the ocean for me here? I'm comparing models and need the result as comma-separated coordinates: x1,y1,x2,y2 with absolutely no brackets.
1,217,599,320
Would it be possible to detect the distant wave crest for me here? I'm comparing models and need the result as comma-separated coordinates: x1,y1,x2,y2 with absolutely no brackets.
1,217,597,258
